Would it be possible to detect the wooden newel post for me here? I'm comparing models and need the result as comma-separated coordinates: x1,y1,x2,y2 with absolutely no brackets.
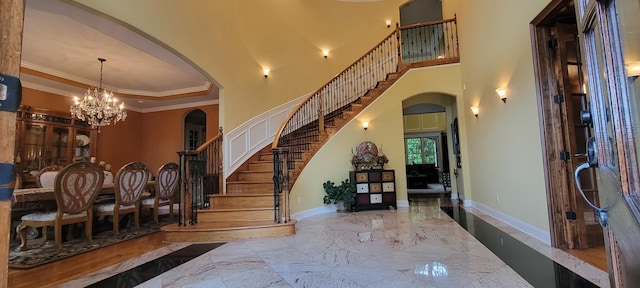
0,0,25,286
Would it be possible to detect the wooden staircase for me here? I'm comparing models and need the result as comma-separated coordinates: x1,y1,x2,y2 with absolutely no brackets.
169,75,406,242
162,18,459,243
162,148,296,242
281,68,408,186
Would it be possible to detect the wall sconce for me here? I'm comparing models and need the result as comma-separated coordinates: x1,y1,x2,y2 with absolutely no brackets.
626,62,640,77
386,20,392,28
323,50,329,58
263,68,270,78
496,88,507,102
470,106,479,118
362,121,369,131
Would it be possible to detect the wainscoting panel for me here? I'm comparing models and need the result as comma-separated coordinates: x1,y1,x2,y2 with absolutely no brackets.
225,95,306,177
229,131,248,169
248,120,268,151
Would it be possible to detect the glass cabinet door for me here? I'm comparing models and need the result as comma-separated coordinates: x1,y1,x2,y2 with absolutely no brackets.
74,129,92,162
50,126,71,166
21,124,47,175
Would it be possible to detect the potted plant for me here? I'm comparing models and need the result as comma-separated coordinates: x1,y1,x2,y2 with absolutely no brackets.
323,179,356,212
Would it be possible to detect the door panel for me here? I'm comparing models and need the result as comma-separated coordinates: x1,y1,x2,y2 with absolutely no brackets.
577,0,640,286
553,22,602,249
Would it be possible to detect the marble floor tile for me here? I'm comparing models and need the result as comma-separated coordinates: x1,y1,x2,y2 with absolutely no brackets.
65,198,606,287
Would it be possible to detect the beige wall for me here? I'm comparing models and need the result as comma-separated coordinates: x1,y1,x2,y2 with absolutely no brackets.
403,112,447,133
456,0,550,230
73,0,407,132
71,0,553,233
291,65,463,212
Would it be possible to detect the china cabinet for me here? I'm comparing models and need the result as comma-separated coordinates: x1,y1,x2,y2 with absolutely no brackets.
15,106,97,188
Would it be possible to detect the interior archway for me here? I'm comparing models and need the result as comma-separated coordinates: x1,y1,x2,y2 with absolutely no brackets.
401,93,459,199
184,109,207,150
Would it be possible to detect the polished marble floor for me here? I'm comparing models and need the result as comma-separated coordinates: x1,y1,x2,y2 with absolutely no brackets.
63,198,609,287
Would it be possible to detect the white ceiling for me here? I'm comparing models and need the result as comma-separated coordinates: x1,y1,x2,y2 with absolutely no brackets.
21,0,218,113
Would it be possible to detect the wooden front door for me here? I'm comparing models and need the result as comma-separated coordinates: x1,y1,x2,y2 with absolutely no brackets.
532,0,604,250
552,22,604,249
575,0,640,286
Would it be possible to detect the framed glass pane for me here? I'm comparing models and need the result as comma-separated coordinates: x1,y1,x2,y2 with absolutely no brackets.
405,138,423,164
423,137,438,165
405,136,439,166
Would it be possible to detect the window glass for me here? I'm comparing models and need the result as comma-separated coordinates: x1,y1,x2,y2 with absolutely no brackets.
406,138,423,164
405,136,438,166
423,138,438,164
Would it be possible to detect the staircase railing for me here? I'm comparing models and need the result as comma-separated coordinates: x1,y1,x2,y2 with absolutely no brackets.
177,128,223,225
271,17,459,221
400,17,459,64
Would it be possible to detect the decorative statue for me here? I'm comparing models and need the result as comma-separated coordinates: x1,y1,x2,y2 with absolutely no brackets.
351,141,388,171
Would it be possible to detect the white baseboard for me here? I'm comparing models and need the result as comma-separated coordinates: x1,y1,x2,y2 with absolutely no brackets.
292,205,338,220
469,201,551,246
396,200,409,208
292,201,409,220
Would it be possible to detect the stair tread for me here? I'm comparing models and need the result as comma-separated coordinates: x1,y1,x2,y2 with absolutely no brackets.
227,180,272,184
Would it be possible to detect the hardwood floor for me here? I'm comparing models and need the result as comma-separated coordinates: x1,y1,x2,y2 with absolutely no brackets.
562,246,608,272
7,232,169,288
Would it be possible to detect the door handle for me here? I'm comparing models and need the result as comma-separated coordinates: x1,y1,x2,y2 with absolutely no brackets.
574,137,608,227
574,162,608,227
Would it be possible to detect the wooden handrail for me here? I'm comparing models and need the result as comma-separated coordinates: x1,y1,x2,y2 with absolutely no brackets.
270,17,459,223
272,28,399,149
399,17,456,30
272,17,457,150
194,127,223,153
176,130,223,225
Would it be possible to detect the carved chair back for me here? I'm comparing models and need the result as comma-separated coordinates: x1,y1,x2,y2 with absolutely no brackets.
114,162,150,206
54,162,104,214
156,162,179,200
36,165,62,188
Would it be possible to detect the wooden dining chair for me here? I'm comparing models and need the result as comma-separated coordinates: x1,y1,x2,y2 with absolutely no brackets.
36,165,61,188
141,162,179,224
94,162,150,236
17,162,105,251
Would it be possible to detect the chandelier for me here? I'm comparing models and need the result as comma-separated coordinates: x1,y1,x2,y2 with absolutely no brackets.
70,58,127,129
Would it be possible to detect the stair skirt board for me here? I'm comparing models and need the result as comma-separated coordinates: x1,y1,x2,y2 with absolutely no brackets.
162,220,296,242
197,208,275,222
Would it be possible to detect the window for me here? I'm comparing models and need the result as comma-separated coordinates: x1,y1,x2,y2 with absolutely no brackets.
188,130,199,150
405,136,438,166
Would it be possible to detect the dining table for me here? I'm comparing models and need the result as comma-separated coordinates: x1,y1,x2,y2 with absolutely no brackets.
12,181,156,204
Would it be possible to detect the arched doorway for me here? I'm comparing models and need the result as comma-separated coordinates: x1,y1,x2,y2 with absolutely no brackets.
184,109,207,150
402,93,459,200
